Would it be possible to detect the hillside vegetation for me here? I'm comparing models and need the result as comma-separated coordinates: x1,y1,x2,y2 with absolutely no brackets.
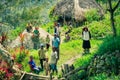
0,0,120,80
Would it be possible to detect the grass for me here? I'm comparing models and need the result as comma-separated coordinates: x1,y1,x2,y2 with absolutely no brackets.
1,0,120,79
73,39,102,68
18,39,102,74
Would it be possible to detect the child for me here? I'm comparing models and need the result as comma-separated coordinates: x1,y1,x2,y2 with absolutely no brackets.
49,48,58,74
38,44,46,69
43,58,50,76
82,27,91,54
46,35,50,50
28,56,41,74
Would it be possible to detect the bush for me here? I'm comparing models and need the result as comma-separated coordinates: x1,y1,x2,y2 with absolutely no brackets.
90,73,120,80
85,9,101,23
88,21,111,39
74,54,93,68
16,51,27,63
97,36,120,55
89,73,108,80
115,15,120,36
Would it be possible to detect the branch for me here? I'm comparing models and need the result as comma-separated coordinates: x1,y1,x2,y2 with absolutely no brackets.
113,0,120,12
108,0,113,12
106,8,110,12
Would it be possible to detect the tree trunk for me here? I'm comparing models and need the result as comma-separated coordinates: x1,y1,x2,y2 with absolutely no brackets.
110,11,117,37
108,0,118,37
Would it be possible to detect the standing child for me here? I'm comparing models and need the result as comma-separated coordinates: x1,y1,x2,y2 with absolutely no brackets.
32,27,40,50
82,27,91,54
38,44,46,69
52,33,60,60
43,58,50,76
46,35,50,50
49,48,58,74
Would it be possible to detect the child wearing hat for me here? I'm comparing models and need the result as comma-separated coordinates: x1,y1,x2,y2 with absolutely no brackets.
38,44,46,69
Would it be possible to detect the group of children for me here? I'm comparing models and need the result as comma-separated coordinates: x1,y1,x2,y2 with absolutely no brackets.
28,22,61,75
28,45,59,75
28,22,92,76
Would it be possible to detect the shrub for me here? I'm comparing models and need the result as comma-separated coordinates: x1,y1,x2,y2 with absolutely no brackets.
97,36,120,55
90,73,120,80
115,15,120,36
74,54,93,68
88,21,111,39
85,9,101,23
89,73,108,80
16,50,27,64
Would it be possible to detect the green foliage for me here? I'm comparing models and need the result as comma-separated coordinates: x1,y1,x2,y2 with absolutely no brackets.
74,54,93,68
88,21,111,39
21,56,30,72
97,36,120,55
70,20,111,40
21,50,40,72
41,21,54,34
85,9,101,23
90,73,120,80
73,39,102,67
115,15,120,35
0,0,58,30
89,73,108,80
16,51,27,63
70,27,82,40
9,25,25,40
58,40,83,67
49,6,55,18
0,70,6,80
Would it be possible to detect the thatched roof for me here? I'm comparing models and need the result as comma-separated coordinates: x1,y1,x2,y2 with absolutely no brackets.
53,0,104,22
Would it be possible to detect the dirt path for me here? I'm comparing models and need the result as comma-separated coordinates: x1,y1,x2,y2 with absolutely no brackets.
65,53,82,65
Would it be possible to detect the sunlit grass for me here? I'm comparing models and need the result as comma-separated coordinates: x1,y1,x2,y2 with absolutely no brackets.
73,39,102,68
21,39,102,73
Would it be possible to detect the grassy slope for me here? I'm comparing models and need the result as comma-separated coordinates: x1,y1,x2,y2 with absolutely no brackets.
6,0,120,79
21,38,102,74
21,10,120,76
